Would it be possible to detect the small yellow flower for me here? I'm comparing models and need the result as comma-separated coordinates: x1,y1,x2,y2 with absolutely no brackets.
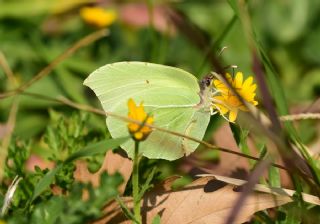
211,72,258,122
127,98,154,141
80,6,116,28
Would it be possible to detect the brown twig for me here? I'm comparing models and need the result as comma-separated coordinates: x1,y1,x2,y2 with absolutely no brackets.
0,29,109,99
21,92,287,171
0,97,19,182
0,51,20,182
280,113,320,121
0,51,15,84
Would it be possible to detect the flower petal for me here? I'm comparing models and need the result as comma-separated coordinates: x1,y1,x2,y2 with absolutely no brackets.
235,72,243,88
229,109,238,122
127,98,154,141
211,72,258,123
243,76,253,88
217,104,229,114
134,132,143,140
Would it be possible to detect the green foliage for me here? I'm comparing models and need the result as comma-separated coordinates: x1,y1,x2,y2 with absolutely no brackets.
43,112,108,190
1,139,48,211
7,172,122,224
5,140,31,178
44,112,92,161
152,215,161,224
0,112,126,222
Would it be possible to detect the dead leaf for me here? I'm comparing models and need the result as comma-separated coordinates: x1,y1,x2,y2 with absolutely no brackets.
105,176,292,224
104,150,133,194
198,174,320,206
211,123,251,176
212,124,293,188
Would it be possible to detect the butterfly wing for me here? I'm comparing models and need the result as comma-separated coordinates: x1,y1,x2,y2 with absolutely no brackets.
84,62,210,160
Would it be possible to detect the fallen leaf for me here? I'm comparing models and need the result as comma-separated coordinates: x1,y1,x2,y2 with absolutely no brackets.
104,150,133,194
211,123,251,176
212,124,292,188
105,176,292,224
198,174,320,206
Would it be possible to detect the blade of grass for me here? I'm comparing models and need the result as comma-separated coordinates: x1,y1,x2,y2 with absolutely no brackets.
228,0,319,185
116,196,138,224
31,163,62,202
225,0,320,222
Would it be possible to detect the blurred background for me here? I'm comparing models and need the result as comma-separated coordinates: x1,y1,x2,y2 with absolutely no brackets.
1,0,320,186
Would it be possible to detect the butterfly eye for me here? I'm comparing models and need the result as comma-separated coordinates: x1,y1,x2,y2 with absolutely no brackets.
200,75,214,90
205,78,211,87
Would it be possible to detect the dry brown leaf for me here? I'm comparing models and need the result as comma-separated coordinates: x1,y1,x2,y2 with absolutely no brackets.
211,123,251,176
105,176,292,224
74,150,132,193
104,150,133,194
198,174,320,206
212,124,293,188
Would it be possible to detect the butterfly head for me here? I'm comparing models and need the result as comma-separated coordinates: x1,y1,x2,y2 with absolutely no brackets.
199,74,214,90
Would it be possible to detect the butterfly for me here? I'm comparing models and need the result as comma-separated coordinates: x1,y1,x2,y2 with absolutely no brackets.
84,62,213,160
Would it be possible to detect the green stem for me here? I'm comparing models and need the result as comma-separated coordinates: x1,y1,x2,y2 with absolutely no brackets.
132,141,142,223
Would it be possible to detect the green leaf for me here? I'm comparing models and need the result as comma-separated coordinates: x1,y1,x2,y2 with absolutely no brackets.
229,123,252,166
84,62,211,160
31,197,64,224
31,164,63,202
116,196,137,223
152,214,161,224
138,166,157,200
229,123,241,145
268,165,281,188
65,137,129,163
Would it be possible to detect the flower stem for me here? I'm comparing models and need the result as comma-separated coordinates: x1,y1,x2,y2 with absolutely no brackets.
132,140,142,223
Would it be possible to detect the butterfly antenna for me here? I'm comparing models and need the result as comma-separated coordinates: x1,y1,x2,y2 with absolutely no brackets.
231,65,238,78
218,46,228,57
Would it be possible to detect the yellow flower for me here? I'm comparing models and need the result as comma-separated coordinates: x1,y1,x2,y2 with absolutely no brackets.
127,98,154,141
211,72,258,122
80,7,116,28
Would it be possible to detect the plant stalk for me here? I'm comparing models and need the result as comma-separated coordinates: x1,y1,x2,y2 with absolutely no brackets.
132,141,142,223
